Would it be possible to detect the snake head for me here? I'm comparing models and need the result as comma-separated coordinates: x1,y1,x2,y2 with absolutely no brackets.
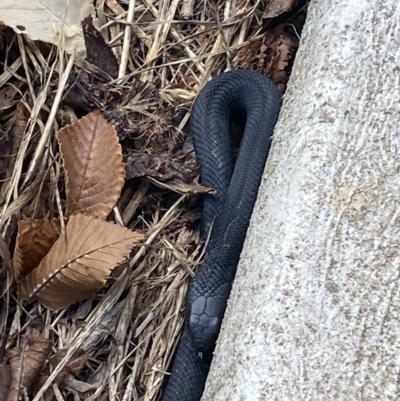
189,295,222,351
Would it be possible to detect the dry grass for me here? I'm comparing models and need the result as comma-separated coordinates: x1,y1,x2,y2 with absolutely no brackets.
0,1,306,400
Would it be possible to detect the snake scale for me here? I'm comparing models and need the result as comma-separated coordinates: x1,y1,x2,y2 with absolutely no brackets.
163,69,281,401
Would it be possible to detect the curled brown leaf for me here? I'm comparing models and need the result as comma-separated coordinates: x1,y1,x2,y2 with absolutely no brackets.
52,348,87,388
125,153,198,183
0,363,10,401
18,213,144,310
263,30,298,92
236,28,298,94
0,103,29,198
33,348,88,401
0,85,18,111
57,110,125,219
264,0,299,18
12,218,60,281
7,332,52,401
82,16,119,78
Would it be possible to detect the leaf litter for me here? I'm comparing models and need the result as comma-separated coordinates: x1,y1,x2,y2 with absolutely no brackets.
0,1,308,400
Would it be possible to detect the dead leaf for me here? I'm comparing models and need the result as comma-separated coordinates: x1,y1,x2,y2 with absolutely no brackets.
33,348,88,401
264,0,298,18
148,178,215,195
125,153,198,183
66,380,96,393
236,27,298,94
82,16,119,79
0,233,11,273
18,213,144,310
52,348,87,386
160,75,198,103
57,110,125,219
0,363,10,401
0,0,95,57
0,103,29,198
12,218,61,281
0,86,18,111
7,332,52,401
0,128,11,178
263,30,298,93
12,103,29,157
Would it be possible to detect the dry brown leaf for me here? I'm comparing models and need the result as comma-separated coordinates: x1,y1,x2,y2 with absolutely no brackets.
12,218,61,281
125,153,199,184
52,348,87,385
57,110,125,219
7,332,52,401
263,31,298,93
0,0,94,57
0,128,11,178
0,103,29,198
82,16,119,78
0,85,18,111
33,348,88,401
18,213,144,310
0,233,11,274
12,103,29,155
148,178,215,195
264,0,298,18
0,363,10,401
236,28,298,94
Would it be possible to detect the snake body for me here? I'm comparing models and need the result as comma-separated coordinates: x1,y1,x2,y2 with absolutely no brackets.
163,69,281,401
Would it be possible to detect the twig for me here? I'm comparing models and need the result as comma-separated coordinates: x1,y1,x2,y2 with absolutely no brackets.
0,58,23,88
118,0,136,78
180,0,195,19
23,50,75,185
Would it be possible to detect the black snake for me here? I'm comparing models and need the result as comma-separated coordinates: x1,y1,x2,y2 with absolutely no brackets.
162,69,281,401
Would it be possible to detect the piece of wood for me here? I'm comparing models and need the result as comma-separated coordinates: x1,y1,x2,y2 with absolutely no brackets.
202,0,400,399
